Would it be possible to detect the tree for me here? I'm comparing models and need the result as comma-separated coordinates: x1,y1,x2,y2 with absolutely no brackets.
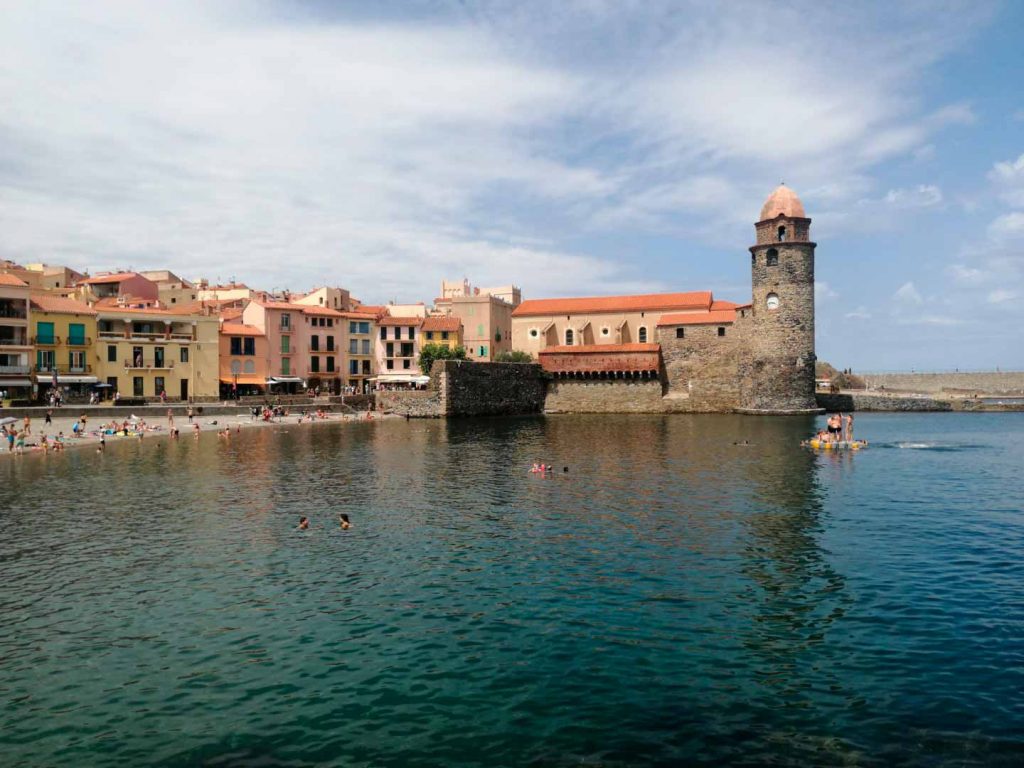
419,343,468,374
494,350,533,363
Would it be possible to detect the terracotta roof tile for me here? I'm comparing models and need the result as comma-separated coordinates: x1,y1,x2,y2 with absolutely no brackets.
220,323,264,336
422,316,462,332
0,273,29,287
657,309,737,326
540,343,660,354
378,315,423,327
29,294,97,315
513,291,712,317
80,272,139,284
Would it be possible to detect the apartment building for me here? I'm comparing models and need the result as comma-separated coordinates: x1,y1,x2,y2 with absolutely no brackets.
219,322,268,398
0,274,32,400
421,315,463,351
341,311,377,393
374,315,424,386
29,294,98,399
93,304,219,400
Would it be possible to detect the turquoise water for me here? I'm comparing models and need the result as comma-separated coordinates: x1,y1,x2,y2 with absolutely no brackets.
1,413,1023,766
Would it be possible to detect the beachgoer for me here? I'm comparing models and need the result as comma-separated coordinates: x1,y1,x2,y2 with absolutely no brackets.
23,416,30,435
845,413,854,443
45,409,52,425
187,406,194,424
827,413,842,442
193,423,200,437
339,513,351,530
167,409,174,428
297,516,309,530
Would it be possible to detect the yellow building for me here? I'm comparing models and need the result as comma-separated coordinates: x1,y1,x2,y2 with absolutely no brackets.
93,304,220,401
29,294,99,398
421,315,463,351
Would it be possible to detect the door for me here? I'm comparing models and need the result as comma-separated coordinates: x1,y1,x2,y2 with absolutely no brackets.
180,379,188,401
133,377,144,396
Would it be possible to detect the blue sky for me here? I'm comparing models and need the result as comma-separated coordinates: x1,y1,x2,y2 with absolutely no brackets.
1,1,1022,370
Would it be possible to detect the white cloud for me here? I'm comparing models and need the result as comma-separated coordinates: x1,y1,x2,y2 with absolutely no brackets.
988,212,1024,241
987,288,1018,304
894,281,924,305
989,153,1024,207
0,0,1001,301
845,306,871,320
815,281,839,300
882,185,943,208
946,264,987,283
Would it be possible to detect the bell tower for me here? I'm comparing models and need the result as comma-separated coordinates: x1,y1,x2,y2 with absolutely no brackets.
740,184,818,412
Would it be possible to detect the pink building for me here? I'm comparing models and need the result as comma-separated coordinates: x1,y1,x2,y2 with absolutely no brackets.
241,300,346,394
374,315,425,388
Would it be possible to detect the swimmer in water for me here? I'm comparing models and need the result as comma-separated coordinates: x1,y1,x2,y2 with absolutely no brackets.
297,516,309,530
339,513,351,530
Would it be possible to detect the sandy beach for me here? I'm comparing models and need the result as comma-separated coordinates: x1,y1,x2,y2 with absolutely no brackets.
1,407,390,457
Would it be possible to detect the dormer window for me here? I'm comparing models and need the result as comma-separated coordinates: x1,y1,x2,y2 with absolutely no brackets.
766,248,779,266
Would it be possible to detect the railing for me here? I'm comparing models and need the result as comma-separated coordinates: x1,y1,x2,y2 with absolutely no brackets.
0,311,28,320
67,337,91,346
0,364,30,374
0,336,30,346
123,360,175,369
98,330,124,338
32,336,61,345
279,325,293,333
35,364,92,374
169,333,193,340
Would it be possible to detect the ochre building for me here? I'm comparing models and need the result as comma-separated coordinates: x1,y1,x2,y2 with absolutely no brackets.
512,185,818,414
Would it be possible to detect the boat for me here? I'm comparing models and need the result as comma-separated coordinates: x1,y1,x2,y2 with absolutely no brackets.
803,439,868,451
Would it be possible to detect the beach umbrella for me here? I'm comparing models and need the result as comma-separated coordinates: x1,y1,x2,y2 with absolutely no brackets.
0,417,17,427
93,383,113,388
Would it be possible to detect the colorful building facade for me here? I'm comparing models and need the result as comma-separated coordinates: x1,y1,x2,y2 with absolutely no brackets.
93,305,219,400
374,315,424,386
421,315,463,351
219,322,268,397
0,273,32,400
29,294,99,397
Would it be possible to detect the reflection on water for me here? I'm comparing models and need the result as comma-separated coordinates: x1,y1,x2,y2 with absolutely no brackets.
1,413,1023,767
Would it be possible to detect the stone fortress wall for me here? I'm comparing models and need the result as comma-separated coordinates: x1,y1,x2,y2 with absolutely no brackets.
858,372,1024,395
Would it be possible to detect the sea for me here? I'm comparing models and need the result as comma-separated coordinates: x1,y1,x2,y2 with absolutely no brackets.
1,413,1022,767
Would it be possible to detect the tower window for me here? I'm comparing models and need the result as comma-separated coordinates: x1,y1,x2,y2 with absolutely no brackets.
718,327,726,337
777,225,786,242
638,326,648,343
565,328,574,345
675,327,685,339
766,293,780,310
766,248,779,266
751,253,756,266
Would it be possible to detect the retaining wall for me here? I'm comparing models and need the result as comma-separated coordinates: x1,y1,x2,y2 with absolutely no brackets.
817,393,953,412
860,372,1024,395
544,379,665,413
375,361,546,417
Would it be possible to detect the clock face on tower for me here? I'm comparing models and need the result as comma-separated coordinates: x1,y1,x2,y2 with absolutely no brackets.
766,293,780,310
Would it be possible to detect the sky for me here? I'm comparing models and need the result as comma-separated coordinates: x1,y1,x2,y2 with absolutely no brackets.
1,0,1022,370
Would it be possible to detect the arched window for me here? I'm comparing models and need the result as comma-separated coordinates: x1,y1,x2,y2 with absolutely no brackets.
243,360,255,374
565,328,574,345
638,326,648,343
230,360,241,374
766,248,779,266
766,292,780,310
777,225,786,242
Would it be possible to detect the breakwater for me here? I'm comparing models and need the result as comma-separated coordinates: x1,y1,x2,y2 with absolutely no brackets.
859,371,1024,395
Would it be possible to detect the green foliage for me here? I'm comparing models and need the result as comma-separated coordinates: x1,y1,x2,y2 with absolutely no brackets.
419,343,468,374
494,350,533,363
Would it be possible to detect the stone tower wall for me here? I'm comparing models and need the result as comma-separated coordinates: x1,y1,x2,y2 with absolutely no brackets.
741,220,817,412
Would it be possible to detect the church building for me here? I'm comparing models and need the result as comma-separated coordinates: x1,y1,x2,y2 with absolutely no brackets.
510,185,818,414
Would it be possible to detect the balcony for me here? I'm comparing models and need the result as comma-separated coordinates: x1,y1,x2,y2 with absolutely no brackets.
98,329,125,339
0,334,30,347
0,364,31,375
124,359,175,370
36,364,92,374
32,336,61,346
67,337,91,347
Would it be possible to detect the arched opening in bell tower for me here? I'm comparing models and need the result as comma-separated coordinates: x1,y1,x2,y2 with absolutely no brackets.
777,225,787,242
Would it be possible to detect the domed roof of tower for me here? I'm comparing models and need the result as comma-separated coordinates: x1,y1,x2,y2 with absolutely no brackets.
760,184,806,220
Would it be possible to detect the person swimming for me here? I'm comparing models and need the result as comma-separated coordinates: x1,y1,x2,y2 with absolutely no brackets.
339,513,351,530
297,516,309,530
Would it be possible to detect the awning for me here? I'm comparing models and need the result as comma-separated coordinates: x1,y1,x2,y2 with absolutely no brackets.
220,375,266,386
266,376,304,384
0,378,32,387
371,374,430,385
56,375,99,384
